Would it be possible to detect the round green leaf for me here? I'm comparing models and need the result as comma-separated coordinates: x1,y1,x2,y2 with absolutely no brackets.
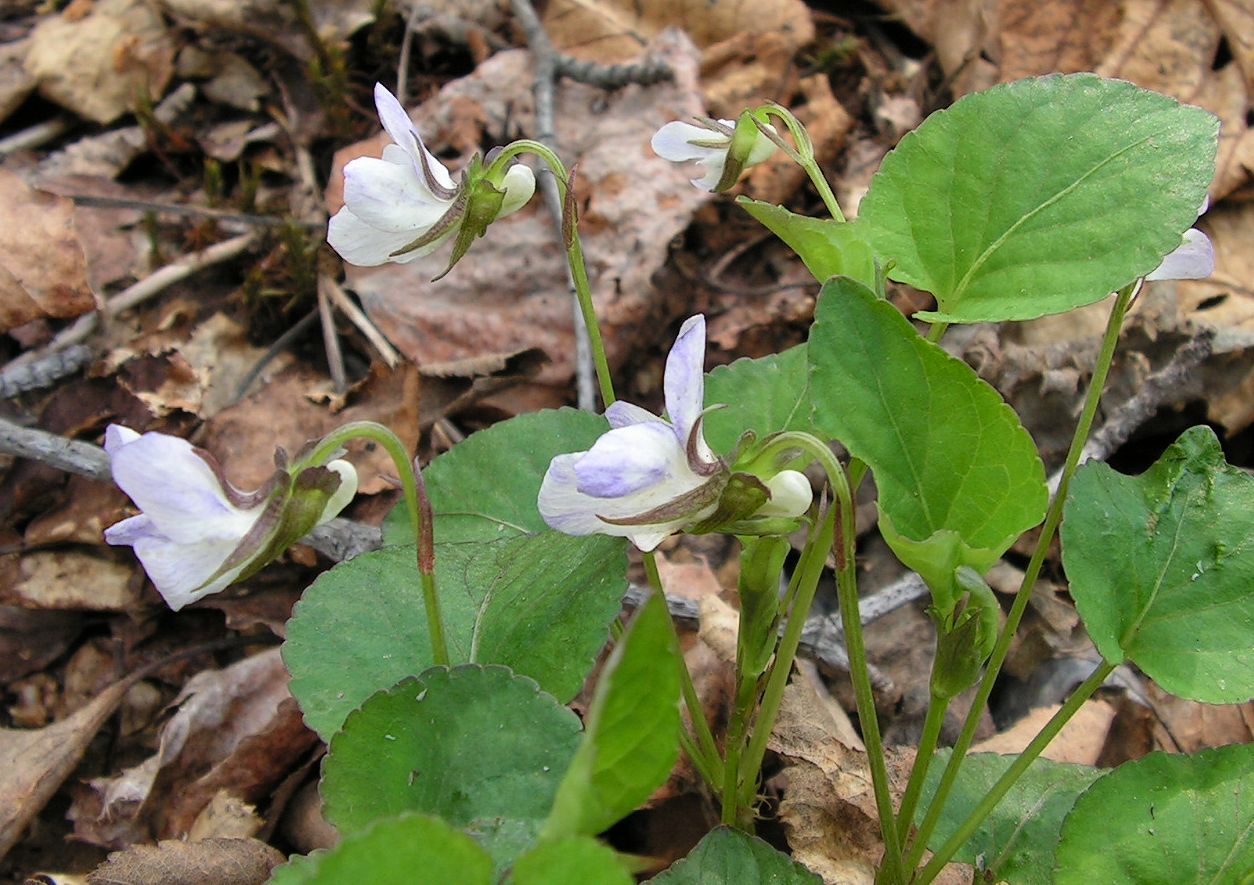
285,532,626,740
1054,743,1254,884
704,344,815,455
322,665,582,836
1061,426,1254,703
511,836,633,884
543,592,680,840
808,277,1047,599
737,198,876,288
919,751,1099,885
268,813,493,884
859,73,1218,323
649,826,821,883
420,408,609,544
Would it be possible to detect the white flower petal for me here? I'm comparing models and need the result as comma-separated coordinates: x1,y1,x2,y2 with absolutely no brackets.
371,83,456,193
746,129,778,166
759,470,812,518
342,156,452,233
692,156,729,192
575,422,687,498
1146,228,1214,281
605,401,657,429
650,120,730,162
495,164,535,219
128,531,248,611
319,460,358,523
107,430,257,544
328,206,448,267
664,315,708,449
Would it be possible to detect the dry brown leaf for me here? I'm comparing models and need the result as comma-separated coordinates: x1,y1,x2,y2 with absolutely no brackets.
0,606,85,682
86,837,283,885
0,674,135,859
333,31,711,393
187,792,265,842
198,360,421,495
157,0,375,61
0,169,96,334
543,0,813,64
973,699,1116,765
24,0,174,125
71,649,317,848
1145,683,1254,754
3,548,142,611
0,37,35,126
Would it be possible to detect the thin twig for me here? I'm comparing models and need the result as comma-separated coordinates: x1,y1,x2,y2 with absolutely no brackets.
554,55,672,88
322,278,402,367
0,116,71,156
68,194,323,231
0,416,111,481
317,277,348,393
396,3,423,106
0,344,92,399
231,308,320,403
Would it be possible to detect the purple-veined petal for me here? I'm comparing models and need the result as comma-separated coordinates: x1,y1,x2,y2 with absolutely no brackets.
575,422,686,498
606,401,658,429
650,120,730,162
495,164,536,219
106,429,258,544
342,156,452,233
664,315,707,448
1146,228,1214,281
372,83,456,194
328,206,450,266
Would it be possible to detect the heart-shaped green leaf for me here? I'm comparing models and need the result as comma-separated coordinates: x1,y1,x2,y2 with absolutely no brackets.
1061,425,1254,703
737,198,876,287
704,344,815,455
321,665,582,841
649,826,821,883
285,531,626,739
859,74,1218,323
510,837,634,884
808,277,1046,605
1054,743,1254,883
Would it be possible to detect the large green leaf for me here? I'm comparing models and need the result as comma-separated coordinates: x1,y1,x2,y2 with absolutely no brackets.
1061,426,1254,703
510,837,634,884
737,198,876,287
321,665,582,840
649,826,821,883
808,277,1047,605
385,408,609,545
543,592,681,839
859,73,1218,323
919,751,1099,885
1054,743,1254,884
285,531,627,739
703,345,814,455
267,813,493,884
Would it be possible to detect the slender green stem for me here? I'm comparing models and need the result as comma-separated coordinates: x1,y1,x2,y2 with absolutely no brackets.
925,321,948,344
904,285,1135,873
894,693,949,837
751,432,903,879
494,139,616,406
721,665,758,826
737,504,835,804
913,662,1116,884
303,421,450,666
805,163,845,222
644,551,724,789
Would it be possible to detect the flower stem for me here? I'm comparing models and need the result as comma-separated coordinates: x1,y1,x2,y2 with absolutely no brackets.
721,663,758,827
494,139,616,406
893,692,949,837
913,661,1116,884
925,321,948,344
644,551,724,790
303,421,450,666
903,285,1135,874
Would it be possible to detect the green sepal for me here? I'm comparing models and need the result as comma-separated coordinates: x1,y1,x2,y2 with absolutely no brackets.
436,155,506,280
930,567,1000,700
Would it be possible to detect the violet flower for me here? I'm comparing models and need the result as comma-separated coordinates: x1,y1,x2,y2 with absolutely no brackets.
1146,198,1214,281
104,426,356,611
651,114,778,192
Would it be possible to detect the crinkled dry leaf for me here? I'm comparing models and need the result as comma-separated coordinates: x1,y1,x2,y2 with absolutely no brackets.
0,169,96,334
157,0,375,62
24,0,174,125
334,30,709,392
0,37,35,125
187,792,264,842
71,649,316,848
3,548,141,611
0,675,135,859
86,837,283,885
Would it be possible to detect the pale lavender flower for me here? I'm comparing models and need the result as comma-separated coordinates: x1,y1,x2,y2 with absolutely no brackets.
651,116,777,192
104,426,356,611
539,316,809,551
328,83,534,267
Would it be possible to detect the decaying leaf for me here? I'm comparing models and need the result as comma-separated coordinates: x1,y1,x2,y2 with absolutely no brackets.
157,0,376,61
70,649,316,848
972,699,1117,766
0,606,85,682
0,675,136,860
24,0,174,125
3,548,142,611
86,837,283,885
0,169,96,335
0,37,35,126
